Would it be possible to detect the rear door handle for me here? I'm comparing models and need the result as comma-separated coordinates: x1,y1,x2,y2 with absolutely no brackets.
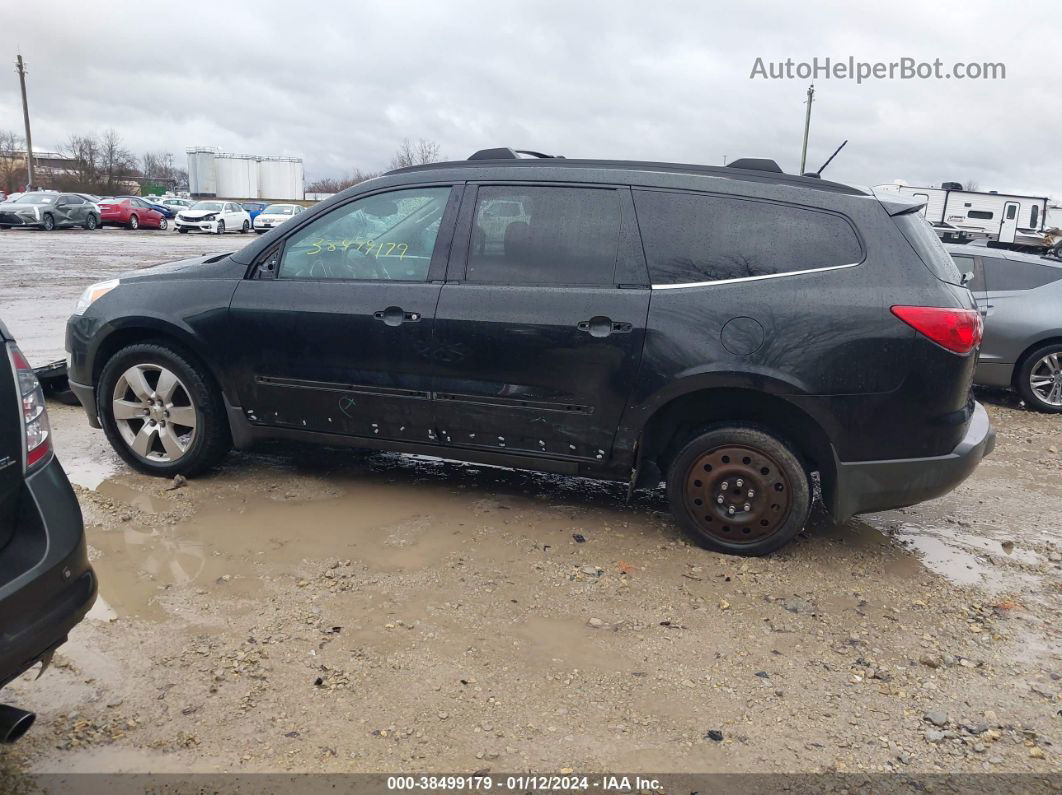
576,316,632,338
373,306,421,326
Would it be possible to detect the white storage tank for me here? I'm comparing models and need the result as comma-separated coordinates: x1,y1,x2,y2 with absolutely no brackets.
186,147,217,197
258,157,304,200
215,154,259,199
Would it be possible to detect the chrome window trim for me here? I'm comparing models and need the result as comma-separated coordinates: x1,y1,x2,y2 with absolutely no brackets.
651,261,860,290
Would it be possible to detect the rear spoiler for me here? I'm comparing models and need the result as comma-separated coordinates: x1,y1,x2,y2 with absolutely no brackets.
871,187,927,217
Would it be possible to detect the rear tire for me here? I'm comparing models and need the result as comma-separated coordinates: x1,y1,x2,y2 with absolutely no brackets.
128,214,139,230
159,217,168,230
98,342,231,477
1016,342,1062,413
666,425,810,556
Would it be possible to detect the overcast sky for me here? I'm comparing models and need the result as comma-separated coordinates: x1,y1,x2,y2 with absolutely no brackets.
2,1,1059,196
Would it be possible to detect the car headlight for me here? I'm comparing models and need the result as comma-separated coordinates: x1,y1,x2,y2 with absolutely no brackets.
73,279,120,315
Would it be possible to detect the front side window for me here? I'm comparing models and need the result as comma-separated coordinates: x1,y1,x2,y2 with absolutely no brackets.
635,190,862,285
277,186,451,282
467,186,621,285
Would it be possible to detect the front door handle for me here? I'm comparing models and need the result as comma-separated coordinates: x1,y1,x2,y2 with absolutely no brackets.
576,316,632,338
373,306,421,327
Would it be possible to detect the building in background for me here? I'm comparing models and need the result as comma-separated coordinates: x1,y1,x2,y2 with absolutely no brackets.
187,147,304,200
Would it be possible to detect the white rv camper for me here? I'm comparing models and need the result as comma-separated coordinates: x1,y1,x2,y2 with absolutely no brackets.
875,181,1049,249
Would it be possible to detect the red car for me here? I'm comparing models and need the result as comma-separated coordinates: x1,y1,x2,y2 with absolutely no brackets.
97,197,167,230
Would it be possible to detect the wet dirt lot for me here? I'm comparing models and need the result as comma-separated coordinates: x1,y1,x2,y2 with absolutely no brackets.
1,229,1060,779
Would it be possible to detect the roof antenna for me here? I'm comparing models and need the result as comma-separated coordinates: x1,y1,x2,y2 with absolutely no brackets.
805,139,847,179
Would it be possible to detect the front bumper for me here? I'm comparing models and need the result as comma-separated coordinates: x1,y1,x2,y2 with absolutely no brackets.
175,219,218,232
829,401,996,521
68,378,100,428
0,455,97,690
0,213,40,227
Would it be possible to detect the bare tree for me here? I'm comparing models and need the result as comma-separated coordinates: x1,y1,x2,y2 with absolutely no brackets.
388,138,442,170
59,134,102,191
0,129,26,194
142,151,188,191
305,168,380,194
99,129,137,193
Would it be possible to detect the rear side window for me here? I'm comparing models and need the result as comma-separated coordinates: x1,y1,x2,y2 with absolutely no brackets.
982,256,1062,292
467,186,621,285
633,190,862,285
894,211,965,285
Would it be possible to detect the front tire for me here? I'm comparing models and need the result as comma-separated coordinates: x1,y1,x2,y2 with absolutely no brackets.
666,425,811,556
240,220,249,233
178,227,189,233
41,214,55,231
1016,343,1062,413
216,220,226,235
98,342,231,477
128,214,139,230
83,214,98,230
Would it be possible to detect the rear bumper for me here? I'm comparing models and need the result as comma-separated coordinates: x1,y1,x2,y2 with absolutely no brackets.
0,455,96,690
829,401,995,521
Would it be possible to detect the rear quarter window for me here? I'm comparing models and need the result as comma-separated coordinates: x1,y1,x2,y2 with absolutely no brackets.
894,211,965,285
633,190,862,285
982,256,1062,291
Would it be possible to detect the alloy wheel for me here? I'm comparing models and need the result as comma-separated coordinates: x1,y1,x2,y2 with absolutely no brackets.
111,364,197,463
1029,352,1062,406
682,445,793,544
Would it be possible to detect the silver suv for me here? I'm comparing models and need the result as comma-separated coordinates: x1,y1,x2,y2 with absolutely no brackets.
948,243,1062,412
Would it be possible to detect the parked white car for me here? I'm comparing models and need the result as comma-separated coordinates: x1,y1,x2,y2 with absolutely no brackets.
253,203,305,233
175,200,251,234
155,197,194,213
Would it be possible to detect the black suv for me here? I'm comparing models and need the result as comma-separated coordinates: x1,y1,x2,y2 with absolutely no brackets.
66,149,995,555
1,320,96,742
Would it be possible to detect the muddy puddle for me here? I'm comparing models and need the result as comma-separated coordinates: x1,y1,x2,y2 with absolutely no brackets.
892,521,1044,594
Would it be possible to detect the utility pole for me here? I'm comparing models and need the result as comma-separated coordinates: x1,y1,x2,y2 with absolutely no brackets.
15,54,34,190
799,83,814,175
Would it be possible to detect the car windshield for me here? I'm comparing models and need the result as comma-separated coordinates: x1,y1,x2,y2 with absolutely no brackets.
15,193,55,204
192,201,223,211
263,205,295,215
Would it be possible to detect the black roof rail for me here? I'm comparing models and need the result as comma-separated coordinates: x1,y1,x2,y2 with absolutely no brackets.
468,147,563,160
726,158,784,174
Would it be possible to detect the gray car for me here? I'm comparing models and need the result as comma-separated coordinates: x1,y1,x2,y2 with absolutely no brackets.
948,243,1062,412
0,192,100,231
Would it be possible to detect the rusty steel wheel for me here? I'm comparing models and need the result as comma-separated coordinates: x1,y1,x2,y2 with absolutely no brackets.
684,445,793,542
667,426,810,556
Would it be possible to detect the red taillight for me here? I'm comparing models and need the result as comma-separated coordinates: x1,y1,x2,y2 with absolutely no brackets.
890,305,983,355
7,345,52,471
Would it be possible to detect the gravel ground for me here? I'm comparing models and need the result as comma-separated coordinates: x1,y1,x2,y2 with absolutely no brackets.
0,228,1059,780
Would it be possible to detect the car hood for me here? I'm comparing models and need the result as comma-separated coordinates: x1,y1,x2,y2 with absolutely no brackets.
178,211,219,219
118,253,247,283
256,214,292,222
0,202,44,211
